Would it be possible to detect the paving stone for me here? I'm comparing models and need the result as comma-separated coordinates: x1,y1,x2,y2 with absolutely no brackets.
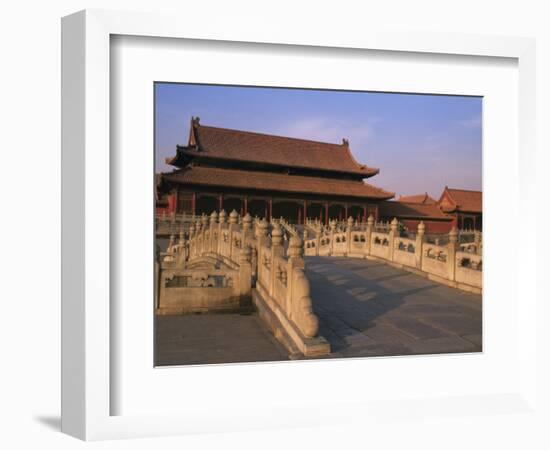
155,314,289,366
463,334,483,347
404,336,480,354
381,316,450,340
419,314,482,336
362,322,415,343
343,332,373,347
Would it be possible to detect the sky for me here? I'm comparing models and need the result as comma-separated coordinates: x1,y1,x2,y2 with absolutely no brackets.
155,83,482,199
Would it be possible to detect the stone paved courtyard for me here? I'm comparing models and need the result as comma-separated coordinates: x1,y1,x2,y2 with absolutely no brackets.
306,256,482,358
155,256,482,366
155,313,289,366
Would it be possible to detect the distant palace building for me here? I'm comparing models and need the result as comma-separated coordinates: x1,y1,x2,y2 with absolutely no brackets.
157,117,482,232
438,187,482,230
158,117,394,224
379,187,482,233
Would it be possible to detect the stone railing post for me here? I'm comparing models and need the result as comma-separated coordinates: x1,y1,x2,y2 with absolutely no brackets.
346,216,353,255
415,221,425,269
238,245,252,300
366,215,374,256
474,230,482,255
269,224,284,298
195,219,202,256
253,219,269,284
255,219,269,247
228,209,239,261
242,213,252,244
315,231,320,256
287,236,319,338
176,228,186,267
188,223,195,259
209,211,218,253
286,236,305,315
218,209,226,254
389,217,398,261
447,227,458,281
201,215,209,255
329,220,336,255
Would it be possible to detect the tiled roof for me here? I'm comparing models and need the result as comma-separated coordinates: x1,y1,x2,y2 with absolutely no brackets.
173,120,379,177
398,192,437,204
162,166,394,200
442,188,482,213
379,201,452,220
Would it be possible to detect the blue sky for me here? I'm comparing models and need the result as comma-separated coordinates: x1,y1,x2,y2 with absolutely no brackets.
155,83,482,199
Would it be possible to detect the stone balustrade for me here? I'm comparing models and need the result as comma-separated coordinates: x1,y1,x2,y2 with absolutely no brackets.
158,210,330,357
304,216,482,293
155,212,201,236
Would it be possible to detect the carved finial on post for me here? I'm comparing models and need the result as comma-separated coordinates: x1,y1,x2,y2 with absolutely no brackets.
210,210,218,226
390,217,399,232
347,216,354,229
179,227,184,244
329,220,336,232
219,209,227,224
189,223,195,237
367,214,374,228
242,213,252,231
288,236,304,259
229,209,239,225
271,224,283,247
417,221,426,236
195,219,202,233
256,219,269,240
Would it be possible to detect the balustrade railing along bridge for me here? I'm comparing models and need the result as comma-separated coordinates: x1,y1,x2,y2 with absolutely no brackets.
156,210,483,358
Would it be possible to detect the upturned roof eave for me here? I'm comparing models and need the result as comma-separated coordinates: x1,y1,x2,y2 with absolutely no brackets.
173,146,380,178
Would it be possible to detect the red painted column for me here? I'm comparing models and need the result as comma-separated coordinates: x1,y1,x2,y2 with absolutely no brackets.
192,192,196,216
303,200,308,224
219,194,223,211
344,203,348,220
243,196,248,215
298,207,302,225
269,198,273,221
325,203,329,225
363,205,367,222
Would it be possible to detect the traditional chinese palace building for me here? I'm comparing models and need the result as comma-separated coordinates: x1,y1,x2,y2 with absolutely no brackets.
158,117,395,224
379,187,482,233
438,187,482,230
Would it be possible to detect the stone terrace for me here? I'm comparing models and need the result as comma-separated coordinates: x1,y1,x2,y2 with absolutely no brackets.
155,254,482,366
306,256,482,358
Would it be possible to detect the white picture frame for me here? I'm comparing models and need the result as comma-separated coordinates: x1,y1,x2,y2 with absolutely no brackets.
61,9,538,441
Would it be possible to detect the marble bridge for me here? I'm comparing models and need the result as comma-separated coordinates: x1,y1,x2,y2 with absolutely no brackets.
155,211,482,366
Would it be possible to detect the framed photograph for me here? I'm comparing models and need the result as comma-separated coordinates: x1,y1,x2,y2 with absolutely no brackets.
61,9,537,440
